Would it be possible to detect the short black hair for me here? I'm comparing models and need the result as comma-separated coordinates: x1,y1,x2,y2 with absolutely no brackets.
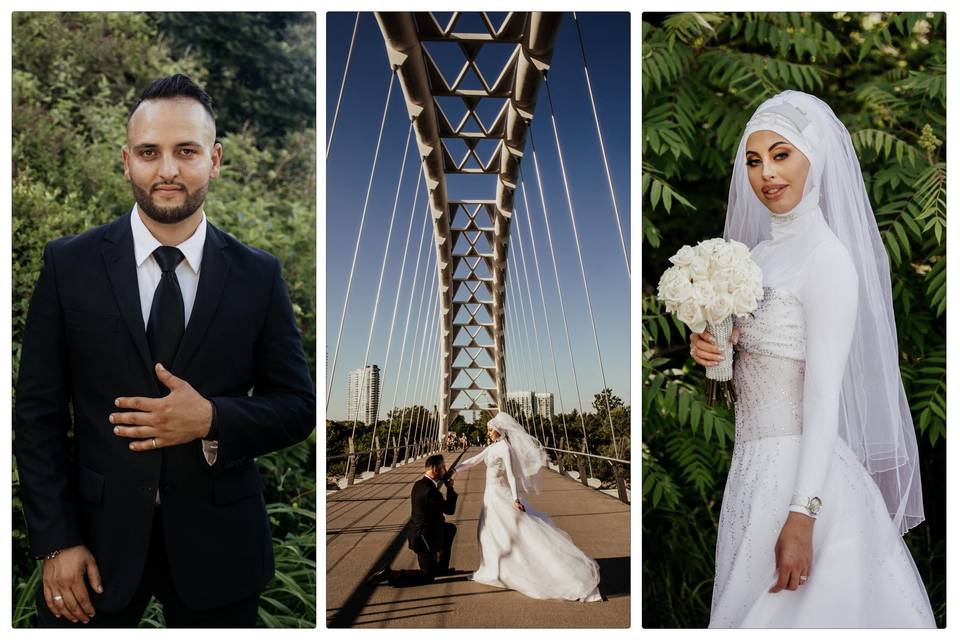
129,74,216,125
425,454,445,472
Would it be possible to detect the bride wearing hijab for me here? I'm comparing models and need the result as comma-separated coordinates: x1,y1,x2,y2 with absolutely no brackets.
450,411,601,602
690,91,935,627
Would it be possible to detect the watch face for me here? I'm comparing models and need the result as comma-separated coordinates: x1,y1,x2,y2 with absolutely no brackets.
809,497,822,514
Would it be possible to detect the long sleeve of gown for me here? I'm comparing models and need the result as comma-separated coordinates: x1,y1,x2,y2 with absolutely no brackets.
500,444,520,501
452,448,486,474
791,240,859,512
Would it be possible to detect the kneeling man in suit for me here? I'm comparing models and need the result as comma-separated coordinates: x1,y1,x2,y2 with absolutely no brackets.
369,454,458,586
14,74,315,627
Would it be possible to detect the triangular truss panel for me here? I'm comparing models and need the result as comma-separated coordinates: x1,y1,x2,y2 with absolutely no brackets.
376,11,562,435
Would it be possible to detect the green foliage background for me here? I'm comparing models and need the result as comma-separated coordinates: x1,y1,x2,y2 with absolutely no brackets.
641,12,945,627
12,12,317,627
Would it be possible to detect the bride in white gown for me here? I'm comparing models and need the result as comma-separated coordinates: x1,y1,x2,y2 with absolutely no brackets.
450,411,601,602
690,91,935,627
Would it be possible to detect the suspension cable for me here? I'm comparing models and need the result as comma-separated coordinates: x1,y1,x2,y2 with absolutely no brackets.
513,187,559,449
350,121,415,441
397,263,438,441
327,68,397,410
326,11,361,160
505,258,536,438
572,12,629,279
504,278,532,436
386,224,434,452
542,74,620,459
403,270,440,460
518,174,570,449
416,291,443,451
508,249,549,444
367,168,426,471
528,126,594,477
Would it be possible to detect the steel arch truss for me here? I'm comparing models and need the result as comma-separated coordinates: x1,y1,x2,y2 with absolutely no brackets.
376,11,561,437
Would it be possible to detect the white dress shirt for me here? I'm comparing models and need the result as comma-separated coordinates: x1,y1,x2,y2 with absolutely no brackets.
130,206,218,467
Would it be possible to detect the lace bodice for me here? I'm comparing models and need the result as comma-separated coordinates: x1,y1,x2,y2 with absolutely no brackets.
735,287,805,360
733,288,806,443
453,440,519,500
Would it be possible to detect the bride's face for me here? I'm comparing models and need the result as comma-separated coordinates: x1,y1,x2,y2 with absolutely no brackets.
745,129,810,215
487,427,500,442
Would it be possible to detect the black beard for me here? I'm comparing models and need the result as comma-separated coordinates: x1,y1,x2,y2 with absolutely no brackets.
132,181,208,225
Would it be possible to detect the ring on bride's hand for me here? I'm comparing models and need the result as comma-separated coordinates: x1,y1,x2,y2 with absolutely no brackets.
799,575,808,584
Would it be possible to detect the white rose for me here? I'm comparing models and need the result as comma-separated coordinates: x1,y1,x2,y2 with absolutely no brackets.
714,279,734,300
705,295,733,325
732,287,759,316
697,238,725,255
677,299,707,333
658,267,694,305
688,256,710,281
664,276,694,305
692,281,716,306
668,244,697,267
713,243,737,270
729,240,751,261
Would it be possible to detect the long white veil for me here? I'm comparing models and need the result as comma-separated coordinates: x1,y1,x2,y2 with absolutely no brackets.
487,411,548,495
723,90,924,534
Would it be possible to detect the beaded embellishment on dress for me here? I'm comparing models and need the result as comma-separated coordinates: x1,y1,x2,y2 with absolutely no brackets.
733,288,806,442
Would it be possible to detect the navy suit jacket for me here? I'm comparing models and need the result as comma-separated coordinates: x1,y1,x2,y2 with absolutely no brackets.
14,213,316,611
406,477,457,553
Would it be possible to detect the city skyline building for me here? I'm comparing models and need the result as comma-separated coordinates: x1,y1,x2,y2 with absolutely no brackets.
347,364,381,425
506,390,534,419
535,392,554,419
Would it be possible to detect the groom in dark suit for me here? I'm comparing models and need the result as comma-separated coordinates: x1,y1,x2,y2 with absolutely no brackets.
368,454,458,587
14,74,315,627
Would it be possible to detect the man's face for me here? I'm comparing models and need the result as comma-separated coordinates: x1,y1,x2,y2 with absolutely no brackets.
123,97,222,225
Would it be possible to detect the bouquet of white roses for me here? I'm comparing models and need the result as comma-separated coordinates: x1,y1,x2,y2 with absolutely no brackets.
657,238,764,406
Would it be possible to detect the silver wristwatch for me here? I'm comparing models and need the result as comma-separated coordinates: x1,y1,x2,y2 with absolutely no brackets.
790,494,822,517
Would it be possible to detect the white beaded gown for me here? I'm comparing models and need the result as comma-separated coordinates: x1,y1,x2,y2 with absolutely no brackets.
453,439,602,602
709,207,936,628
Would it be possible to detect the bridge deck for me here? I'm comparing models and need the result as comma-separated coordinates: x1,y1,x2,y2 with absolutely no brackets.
326,448,630,628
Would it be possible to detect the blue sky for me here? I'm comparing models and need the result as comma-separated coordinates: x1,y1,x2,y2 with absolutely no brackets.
326,12,630,422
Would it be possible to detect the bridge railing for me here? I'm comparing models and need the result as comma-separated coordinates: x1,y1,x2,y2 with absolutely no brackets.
542,444,630,504
326,437,448,489
327,438,630,505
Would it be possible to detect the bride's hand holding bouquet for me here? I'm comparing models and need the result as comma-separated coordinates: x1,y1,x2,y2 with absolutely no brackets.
657,238,764,406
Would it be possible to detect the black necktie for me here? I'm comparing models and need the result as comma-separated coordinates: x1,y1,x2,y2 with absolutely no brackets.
146,246,185,370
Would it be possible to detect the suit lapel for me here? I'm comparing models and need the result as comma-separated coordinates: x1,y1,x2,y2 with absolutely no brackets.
171,223,231,374
102,216,156,382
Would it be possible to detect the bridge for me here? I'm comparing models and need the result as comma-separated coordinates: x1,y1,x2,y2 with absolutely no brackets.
326,449,630,627
326,11,630,627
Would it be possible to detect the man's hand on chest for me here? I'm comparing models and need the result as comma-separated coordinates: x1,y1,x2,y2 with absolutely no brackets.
110,363,214,451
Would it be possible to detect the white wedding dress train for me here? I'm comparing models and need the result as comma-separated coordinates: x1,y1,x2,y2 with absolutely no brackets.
454,440,602,602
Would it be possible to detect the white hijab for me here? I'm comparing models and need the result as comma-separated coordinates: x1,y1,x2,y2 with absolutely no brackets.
723,91,924,534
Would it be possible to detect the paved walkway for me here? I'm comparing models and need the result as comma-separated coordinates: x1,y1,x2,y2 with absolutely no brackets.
326,448,630,628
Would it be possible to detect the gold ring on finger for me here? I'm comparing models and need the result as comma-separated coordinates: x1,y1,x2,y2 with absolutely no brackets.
53,594,64,602
152,437,158,449
799,575,808,584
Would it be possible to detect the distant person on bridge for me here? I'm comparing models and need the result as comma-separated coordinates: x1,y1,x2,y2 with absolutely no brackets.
450,411,601,601
368,454,458,587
